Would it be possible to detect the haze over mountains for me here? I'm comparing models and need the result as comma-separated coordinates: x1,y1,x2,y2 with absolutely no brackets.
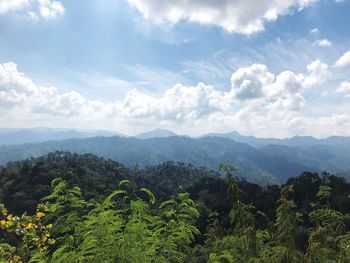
134,128,178,139
0,128,121,145
201,131,350,147
1,128,350,147
0,128,350,185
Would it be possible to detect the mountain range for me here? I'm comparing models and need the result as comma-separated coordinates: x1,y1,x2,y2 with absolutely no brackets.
0,128,122,145
202,131,350,147
0,129,349,185
2,127,350,147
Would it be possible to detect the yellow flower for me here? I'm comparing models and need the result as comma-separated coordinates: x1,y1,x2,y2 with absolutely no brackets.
10,255,23,263
26,223,34,229
7,215,13,221
1,207,8,216
47,224,53,229
36,212,45,218
0,219,6,226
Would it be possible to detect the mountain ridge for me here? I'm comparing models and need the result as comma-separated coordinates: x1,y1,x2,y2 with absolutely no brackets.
0,135,334,185
201,131,350,147
1,127,350,147
0,129,349,185
0,128,124,145
134,128,178,139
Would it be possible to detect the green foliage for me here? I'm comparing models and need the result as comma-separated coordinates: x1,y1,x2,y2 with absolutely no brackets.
1,154,350,262
0,203,54,262
196,172,349,263
0,152,219,215
23,178,199,263
304,185,348,262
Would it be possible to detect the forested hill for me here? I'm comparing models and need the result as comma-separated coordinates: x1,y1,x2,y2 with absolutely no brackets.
1,151,349,217
0,152,220,214
1,152,350,262
1,135,350,184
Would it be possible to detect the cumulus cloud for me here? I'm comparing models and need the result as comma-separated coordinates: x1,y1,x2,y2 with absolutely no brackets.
121,61,326,122
313,39,332,47
335,50,350,67
117,58,339,136
0,60,328,118
0,0,64,20
121,83,226,121
0,62,37,106
268,71,305,111
303,60,330,87
230,64,274,100
229,60,328,102
127,0,318,35
0,62,97,116
1,60,350,137
0,89,25,107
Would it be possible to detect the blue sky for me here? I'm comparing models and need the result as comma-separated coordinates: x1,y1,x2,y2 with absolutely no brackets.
0,0,350,137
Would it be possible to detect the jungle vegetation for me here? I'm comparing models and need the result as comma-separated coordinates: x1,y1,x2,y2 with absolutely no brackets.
1,152,350,262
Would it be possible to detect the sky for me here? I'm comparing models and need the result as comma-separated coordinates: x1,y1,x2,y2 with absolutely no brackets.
0,0,350,138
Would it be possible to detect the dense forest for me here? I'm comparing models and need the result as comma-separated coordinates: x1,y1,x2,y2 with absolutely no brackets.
1,152,350,262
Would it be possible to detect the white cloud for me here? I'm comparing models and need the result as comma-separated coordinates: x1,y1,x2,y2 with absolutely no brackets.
1,60,350,138
269,92,305,111
0,62,37,95
38,0,64,19
0,62,97,116
122,60,327,122
303,59,330,88
230,59,328,101
335,50,350,67
0,89,26,107
127,0,319,35
230,64,274,100
272,71,303,95
27,10,39,21
310,27,319,34
336,81,350,98
268,71,305,111
0,0,64,20
121,83,226,121
0,0,29,13
313,39,332,47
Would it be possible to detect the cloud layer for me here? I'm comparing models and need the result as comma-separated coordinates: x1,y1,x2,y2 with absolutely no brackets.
127,0,318,34
1,59,350,138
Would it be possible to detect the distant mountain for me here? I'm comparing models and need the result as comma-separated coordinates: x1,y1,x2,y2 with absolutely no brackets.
0,128,124,145
0,135,328,185
3,128,350,149
1,130,349,185
202,131,350,147
135,128,177,139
